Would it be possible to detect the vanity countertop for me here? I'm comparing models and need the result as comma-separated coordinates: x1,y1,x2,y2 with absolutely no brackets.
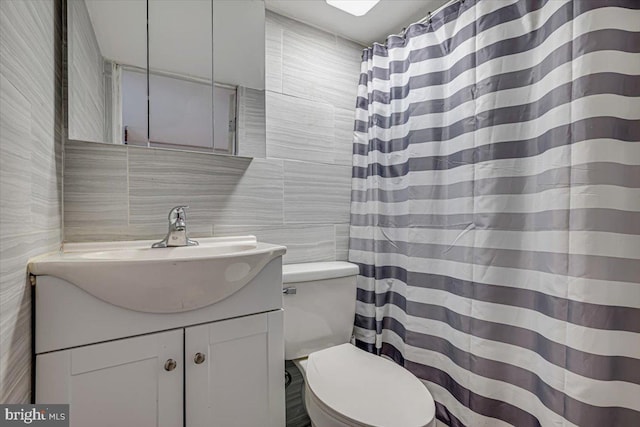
28,235,286,314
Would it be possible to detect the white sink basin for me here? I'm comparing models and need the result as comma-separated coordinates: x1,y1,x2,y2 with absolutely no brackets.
29,236,286,313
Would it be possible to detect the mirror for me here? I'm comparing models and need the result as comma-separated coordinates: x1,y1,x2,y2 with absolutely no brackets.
66,0,265,156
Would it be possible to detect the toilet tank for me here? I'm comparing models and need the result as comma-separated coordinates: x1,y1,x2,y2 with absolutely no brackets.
282,262,359,360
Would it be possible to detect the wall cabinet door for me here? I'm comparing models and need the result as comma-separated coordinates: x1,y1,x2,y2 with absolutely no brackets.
185,311,285,427
36,329,183,427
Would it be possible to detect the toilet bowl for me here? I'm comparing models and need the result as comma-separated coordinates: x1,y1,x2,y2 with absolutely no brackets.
283,262,436,427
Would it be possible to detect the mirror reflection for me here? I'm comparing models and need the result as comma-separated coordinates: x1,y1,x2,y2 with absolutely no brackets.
67,0,265,156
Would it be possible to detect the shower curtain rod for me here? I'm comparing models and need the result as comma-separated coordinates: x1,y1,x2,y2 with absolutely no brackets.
383,0,460,45
414,0,461,26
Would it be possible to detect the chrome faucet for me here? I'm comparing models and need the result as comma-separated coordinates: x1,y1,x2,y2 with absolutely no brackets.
152,206,199,248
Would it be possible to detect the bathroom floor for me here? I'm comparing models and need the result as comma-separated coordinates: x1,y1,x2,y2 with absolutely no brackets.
285,361,312,427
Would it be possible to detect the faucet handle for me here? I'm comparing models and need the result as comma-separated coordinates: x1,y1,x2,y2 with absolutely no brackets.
168,205,189,221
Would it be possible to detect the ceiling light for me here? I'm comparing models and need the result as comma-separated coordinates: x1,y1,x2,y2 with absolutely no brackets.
326,0,380,16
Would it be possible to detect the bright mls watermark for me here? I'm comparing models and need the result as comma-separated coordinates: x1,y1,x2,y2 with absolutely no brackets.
0,405,68,426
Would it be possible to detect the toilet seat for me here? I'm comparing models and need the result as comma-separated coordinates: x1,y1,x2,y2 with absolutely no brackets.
303,344,435,427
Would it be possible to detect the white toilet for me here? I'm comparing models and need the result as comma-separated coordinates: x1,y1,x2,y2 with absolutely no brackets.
283,261,436,427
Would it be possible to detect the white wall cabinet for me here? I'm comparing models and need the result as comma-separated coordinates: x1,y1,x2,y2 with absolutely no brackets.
36,311,284,427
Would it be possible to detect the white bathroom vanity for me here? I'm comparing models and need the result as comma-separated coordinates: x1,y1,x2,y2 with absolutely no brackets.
29,236,286,427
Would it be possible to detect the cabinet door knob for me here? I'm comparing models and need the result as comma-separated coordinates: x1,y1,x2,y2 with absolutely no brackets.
164,359,177,371
194,352,206,364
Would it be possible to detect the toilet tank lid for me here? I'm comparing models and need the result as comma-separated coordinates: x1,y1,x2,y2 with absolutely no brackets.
283,262,359,284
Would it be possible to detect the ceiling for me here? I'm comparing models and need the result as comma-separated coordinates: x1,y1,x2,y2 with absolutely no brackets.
264,0,451,46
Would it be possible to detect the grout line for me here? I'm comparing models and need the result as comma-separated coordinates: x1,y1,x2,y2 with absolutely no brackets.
278,27,284,94
334,224,338,260
281,159,286,225
126,145,130,226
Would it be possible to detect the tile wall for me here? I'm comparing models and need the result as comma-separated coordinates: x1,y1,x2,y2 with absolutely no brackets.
0,0,63,402
67,0,105,143
64,11,363,265
0,1,362,405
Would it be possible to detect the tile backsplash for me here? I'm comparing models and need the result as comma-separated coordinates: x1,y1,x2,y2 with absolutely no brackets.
63,11,363,264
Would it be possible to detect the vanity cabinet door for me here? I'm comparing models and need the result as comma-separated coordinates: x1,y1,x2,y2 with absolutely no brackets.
185,311,285,427
36,329,183,427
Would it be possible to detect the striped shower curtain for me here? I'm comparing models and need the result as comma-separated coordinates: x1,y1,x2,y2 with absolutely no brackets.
350,0,640,426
